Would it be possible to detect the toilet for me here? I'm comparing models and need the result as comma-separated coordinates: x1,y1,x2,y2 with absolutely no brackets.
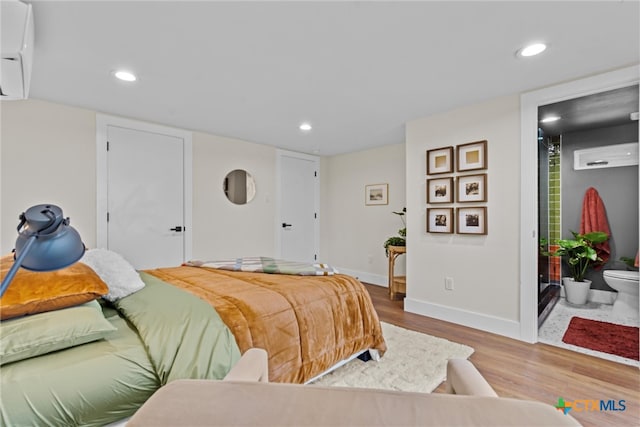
603,270,639,319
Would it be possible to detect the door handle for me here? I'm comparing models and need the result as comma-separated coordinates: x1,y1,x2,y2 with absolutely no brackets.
282,223,292,228
170,226,183,232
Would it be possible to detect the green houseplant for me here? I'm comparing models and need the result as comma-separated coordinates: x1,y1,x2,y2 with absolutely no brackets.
384,208,406,256
549,230,608,305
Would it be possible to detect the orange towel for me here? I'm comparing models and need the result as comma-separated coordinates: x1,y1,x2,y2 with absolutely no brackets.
579,187,610,269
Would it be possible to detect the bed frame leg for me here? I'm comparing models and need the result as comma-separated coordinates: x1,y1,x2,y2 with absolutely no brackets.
357,350,372,362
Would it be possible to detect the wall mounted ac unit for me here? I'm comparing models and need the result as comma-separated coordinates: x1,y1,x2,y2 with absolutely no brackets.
573,142,639,170
1,1,34,100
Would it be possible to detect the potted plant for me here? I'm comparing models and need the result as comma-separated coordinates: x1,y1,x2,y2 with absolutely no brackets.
549,230,608,305
384,208,406,256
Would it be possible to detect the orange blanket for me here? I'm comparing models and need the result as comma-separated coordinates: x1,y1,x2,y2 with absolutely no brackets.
144,266,387,384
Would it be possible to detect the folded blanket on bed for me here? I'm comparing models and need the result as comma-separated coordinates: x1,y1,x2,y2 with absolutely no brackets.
144,266,386,383
185,257,338,276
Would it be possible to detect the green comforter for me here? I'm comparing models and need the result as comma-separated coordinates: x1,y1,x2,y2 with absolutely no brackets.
0,272,240,427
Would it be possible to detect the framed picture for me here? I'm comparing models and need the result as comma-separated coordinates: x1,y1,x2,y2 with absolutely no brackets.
457,207,487,235
456,140,487,172
427,177,454,204
426,146,454,175
365,183,388,205
456,174,487,203
426,208,454,233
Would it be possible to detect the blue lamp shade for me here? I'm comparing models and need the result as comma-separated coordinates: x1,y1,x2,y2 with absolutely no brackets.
0,204,85,297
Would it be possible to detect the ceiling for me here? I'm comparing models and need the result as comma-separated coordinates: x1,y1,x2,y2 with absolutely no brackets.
538,85,639,135
18,1,640,156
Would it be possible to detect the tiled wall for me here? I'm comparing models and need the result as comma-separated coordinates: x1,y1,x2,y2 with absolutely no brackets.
548,136,561,283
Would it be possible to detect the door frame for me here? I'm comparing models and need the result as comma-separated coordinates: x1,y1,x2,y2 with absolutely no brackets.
96,114,193,262
519,65,639,343
275,149,320,261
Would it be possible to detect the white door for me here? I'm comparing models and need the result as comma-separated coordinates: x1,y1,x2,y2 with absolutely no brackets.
278,151,319,263
100,122,189,270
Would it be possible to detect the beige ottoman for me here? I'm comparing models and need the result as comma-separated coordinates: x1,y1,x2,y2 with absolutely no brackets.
128,349,581,426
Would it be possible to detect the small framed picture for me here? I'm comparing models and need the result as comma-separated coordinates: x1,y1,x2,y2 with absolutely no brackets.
427,208,454,233
457,174,487,203
426,146,454,175
427,177,454,204
456,140,487,172
365,183,388,205
457,207,487,235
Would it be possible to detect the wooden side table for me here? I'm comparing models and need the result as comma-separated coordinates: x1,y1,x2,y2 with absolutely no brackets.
387,245,406,300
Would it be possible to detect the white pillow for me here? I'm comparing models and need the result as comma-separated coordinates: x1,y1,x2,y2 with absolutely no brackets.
80,249,145,301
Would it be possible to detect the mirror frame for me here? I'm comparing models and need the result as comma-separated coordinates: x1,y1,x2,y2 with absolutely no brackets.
223,169,256,205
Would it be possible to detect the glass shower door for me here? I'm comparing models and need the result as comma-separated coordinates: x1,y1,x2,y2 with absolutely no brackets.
538,129,561,327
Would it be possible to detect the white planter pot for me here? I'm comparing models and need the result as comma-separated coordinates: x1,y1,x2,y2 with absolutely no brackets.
562,277,592,305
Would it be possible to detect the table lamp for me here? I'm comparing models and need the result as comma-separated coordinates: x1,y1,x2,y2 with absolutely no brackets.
0,204,85,298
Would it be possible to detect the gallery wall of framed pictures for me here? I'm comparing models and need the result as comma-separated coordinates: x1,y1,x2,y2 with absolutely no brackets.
426,140,488,235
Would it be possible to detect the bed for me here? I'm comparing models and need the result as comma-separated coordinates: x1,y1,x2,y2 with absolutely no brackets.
0,252,386,426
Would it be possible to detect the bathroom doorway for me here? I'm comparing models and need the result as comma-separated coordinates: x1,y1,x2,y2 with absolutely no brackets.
535,85,639,365
537,85,639,327
519,66,639,345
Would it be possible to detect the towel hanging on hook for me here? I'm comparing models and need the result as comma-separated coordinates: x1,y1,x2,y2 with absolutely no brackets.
579,187,611,269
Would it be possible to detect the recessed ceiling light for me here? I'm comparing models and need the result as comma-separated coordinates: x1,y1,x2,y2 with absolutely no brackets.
113,70,137,82
518,43,547,57
540,115,561,123
299,122,312,132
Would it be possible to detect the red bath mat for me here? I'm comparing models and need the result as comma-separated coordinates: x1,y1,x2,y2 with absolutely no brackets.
562,317,639,361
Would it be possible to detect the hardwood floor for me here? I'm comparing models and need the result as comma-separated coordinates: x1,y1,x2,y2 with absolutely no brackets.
364,283,640,427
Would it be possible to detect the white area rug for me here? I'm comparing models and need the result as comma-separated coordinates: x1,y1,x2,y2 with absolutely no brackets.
310,322,474,393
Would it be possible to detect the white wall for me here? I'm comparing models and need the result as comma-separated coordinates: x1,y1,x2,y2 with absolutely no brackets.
405,95,522,339
192,131,276,259
322,143,406,285
1,100,97,253
1,99,277,260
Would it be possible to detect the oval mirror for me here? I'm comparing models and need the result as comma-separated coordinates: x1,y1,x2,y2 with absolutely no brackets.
223,169,256,205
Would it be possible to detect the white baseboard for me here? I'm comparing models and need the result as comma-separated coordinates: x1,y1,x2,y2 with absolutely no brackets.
404,297,522,341
337,267,387,287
